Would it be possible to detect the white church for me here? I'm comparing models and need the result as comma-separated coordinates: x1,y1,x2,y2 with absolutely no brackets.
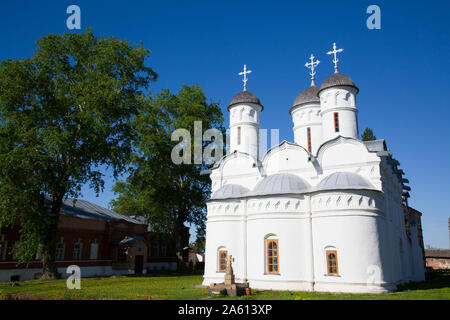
202,43,425,293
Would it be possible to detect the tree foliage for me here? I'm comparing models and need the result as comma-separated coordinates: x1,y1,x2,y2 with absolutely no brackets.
111,84,224,261
361,127,377,141
0,28,156,277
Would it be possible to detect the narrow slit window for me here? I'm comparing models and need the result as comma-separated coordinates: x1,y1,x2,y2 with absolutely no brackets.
266,239,279,274
326,250,338,275
307,127,312,153
334,112,340,133
237,127,241,145
218,250,227,272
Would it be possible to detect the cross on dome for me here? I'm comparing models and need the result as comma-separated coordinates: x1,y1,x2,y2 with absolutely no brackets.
238,64,252,91
327,42,344,74
305,54,320,86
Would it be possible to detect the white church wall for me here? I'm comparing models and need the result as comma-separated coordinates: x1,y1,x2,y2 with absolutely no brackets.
262,143,314,179
291,102,323,155
246,196,312,291
318,137,379,169
229,102,262,160
211,152,261,193
310,190,396,293
202,199,247,286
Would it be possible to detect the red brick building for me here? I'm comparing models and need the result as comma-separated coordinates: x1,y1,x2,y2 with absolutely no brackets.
0,198,189,282
425,250,450,270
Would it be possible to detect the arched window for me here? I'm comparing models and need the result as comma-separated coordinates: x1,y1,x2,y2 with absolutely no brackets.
73,240,83,260
90,240,99,260
55,240,65,261
266,239,279,274
326,250,338,275
218,249,227,272
0,235,7,262
333,112,340,133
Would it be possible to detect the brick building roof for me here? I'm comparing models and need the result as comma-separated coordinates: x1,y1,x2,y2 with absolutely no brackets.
59,198,146,225
425,249,450,258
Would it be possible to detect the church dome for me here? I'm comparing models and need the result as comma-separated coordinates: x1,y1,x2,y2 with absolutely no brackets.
210,184,249,200
318,73,359,94
250,173,310,196
289,85,320,114
227,90,264,111
315,172,377,191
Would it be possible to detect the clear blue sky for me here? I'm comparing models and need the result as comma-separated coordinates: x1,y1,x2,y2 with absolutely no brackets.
1,0,449,248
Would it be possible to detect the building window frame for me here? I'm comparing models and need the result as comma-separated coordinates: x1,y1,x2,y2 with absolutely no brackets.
266,239,279,274
0,235,7,262
152,241,159,257
218,250,227,272
333,112,340,133
90,241,99,260
326,250,339,276
55,241,65,261
73,240,83,261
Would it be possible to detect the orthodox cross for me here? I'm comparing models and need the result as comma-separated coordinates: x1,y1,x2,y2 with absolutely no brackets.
226,254,234,273
327,42,344,74
238,64,252,91
305,54,320,86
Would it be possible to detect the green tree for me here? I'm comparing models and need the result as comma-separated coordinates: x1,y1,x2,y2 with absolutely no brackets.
190,236,206,253
361,127,377,141
0,29,157,278
111,84,224,270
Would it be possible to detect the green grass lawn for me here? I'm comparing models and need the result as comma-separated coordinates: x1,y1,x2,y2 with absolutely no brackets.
1,271,449,300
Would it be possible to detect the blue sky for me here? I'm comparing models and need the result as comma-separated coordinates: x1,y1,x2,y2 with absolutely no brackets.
1,0,449,248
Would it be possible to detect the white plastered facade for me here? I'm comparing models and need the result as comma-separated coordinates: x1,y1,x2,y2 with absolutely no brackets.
202,74,425,293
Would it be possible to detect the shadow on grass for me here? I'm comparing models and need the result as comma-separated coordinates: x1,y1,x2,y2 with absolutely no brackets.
125,269,204,278
396,271,450,292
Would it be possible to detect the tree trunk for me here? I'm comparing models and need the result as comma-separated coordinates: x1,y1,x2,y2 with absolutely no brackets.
174,220,187,272
40,193,64,279
41,247,59,279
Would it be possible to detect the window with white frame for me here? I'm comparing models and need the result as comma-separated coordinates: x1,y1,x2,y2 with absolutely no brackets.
55,240,65,261
90,241,99,260
73,240,83,260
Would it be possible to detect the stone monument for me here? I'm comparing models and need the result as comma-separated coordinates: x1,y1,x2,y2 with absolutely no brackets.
207,254,249,296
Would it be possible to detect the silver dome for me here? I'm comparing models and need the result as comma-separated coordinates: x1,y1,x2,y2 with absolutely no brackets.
250,173,310,196
316,172,376,191
210,184,249,200
289,85,320,114
318,73,359,94
227,90,264,111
